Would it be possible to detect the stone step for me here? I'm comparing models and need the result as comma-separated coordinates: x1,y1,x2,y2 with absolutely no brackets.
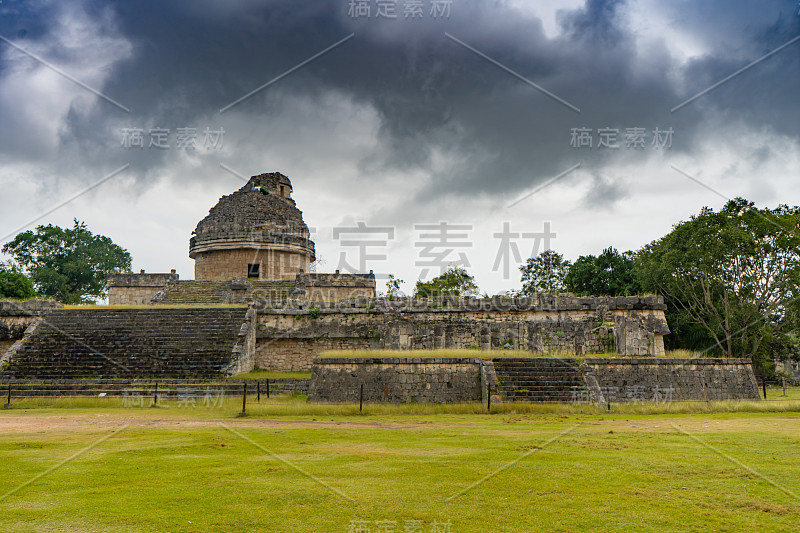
492,359,586,403
3,307,250,379
152,280,296,305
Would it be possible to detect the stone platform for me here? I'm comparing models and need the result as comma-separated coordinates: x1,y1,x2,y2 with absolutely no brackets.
307,357,761,404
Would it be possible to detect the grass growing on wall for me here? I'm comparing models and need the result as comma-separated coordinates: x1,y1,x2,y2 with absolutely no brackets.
664,349,705,358
318,349,731,360
318,349,618,360
61,303,249,309
230,370,312,380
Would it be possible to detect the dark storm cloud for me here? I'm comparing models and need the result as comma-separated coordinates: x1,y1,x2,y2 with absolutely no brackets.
583,172,629,210
0,0,798,208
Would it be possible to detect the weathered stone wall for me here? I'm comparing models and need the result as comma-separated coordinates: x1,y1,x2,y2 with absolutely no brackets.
0,316,36,340
775,359,800,379
584,358,761,402
0,340,15,359
0,300,62,340
255,337,370,371
307,357,761,404
305,286,375,301
308,358,482,403
256,295,669,371
296,273,376,301
108,273,178,305
225,307,258,376
194,248,310,280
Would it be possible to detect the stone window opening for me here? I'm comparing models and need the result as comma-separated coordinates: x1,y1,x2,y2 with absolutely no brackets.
248,263,260,279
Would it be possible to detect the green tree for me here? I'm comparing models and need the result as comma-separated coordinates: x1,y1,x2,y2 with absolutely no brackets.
414,267,479,298
385,274,405,299
2,220,132,304
0,263,37,300
518,250,571,294
636,198,800,371
565,247,641,296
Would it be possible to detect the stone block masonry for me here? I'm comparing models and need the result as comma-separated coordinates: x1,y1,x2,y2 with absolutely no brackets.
108,272,179,305
308,358,482,403
256,295,670,371
584,358,760,403
308,357,761,404
0,300,62,342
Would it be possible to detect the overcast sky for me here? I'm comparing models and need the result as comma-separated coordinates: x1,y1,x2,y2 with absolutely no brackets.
0,0,798,295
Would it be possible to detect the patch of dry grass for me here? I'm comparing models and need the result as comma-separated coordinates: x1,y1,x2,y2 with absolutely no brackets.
318,349,619,360
61,303,248,309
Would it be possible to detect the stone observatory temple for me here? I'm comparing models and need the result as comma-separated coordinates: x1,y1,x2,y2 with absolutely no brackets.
189,172,316,281
4,169,761,404
107,171,377,305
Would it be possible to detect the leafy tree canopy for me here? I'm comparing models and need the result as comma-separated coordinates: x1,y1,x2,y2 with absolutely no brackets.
0,262,37,300
2,219,132,304
565,247,641,297
518,250,571,295
414,267,479,298
385,274,405,299
636,198,800,369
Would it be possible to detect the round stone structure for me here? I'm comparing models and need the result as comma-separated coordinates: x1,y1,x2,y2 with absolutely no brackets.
189,172,316,280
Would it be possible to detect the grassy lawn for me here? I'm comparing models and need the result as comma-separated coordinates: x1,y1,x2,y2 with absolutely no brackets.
0,398,799,532
231,370,312,380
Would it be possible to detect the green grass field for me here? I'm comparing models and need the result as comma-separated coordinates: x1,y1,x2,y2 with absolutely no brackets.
230,370,312,380
1,396,799,532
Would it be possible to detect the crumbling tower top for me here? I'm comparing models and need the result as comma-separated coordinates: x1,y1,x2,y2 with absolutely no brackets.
189,172,315,280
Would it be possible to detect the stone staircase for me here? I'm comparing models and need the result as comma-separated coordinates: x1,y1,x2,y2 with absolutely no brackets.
2,308,251,379
492,358,587,403
152,280,244,304
151,279,297,305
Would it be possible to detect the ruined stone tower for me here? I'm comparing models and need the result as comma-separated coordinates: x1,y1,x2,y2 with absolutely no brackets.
189,172,316,280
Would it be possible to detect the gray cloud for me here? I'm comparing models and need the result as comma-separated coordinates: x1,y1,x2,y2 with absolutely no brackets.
0,0,798,241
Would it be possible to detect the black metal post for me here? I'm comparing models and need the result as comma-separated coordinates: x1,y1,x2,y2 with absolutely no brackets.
152,382,158,407
487,385,491,412
266,378,270,399
242,383,247,415
359,384,364,413
4,382,11,409
763,379,767,399
257,381,261,402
